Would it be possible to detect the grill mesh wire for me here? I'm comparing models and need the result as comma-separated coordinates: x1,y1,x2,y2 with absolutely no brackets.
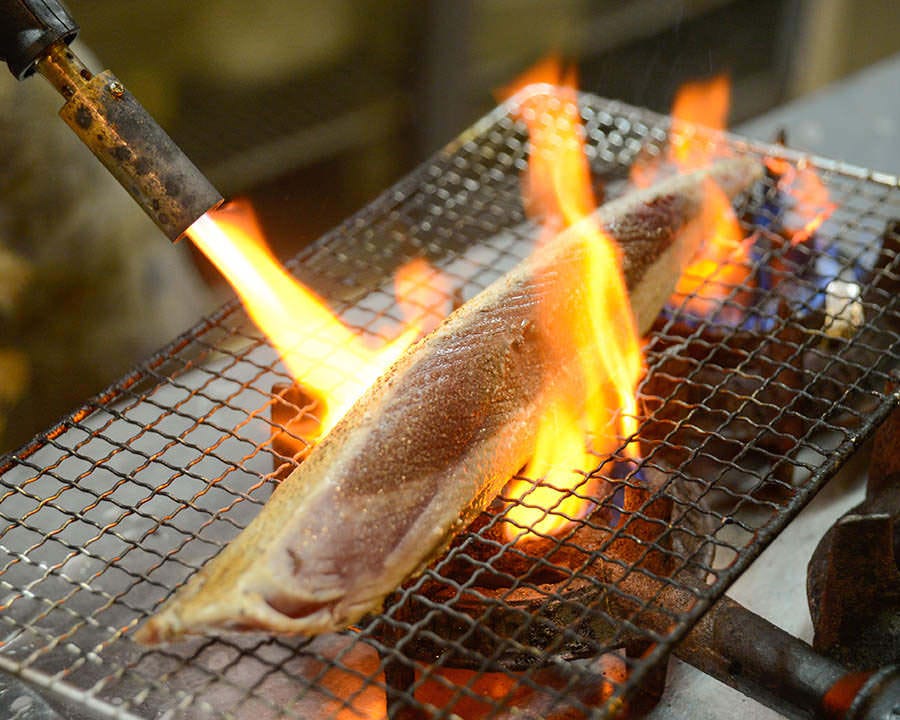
1,88,899,719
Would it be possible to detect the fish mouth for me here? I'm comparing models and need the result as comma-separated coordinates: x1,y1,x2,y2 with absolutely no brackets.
264,592,334,620
134,591,348,645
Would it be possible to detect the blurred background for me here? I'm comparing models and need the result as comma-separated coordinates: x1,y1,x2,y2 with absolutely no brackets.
0,0,898,453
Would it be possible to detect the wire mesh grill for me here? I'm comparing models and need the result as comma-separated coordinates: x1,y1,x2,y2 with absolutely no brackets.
1,89,899,719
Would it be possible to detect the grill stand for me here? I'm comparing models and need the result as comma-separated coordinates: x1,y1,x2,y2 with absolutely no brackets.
0,90,898,719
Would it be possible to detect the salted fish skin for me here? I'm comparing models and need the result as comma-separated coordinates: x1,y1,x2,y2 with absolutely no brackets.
135,157,761,644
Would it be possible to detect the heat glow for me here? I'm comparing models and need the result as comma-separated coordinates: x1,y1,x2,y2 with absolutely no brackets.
648,75,752,316
671,178,750,318
635,75,835,317
766,157,837,244
186,202,422,435
501,60,644,542
670,74,731,171
393,257,453,337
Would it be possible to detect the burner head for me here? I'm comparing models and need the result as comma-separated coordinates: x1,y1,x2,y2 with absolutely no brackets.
808,373,900,670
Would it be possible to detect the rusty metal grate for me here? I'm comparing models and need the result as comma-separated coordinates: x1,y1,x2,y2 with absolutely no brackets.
1,89,899,719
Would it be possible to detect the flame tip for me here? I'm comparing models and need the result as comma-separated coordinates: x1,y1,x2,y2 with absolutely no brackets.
188,202,450,437
501,55,642,543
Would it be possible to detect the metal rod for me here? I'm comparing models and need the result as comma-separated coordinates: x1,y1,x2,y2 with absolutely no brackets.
35,41,222,241
674,593,899,720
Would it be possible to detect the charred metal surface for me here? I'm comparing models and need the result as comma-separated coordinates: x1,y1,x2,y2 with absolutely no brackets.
809,514,900,670
625,638,668,716
868,372,900,491
35,42,222,240
370,475,714,717
382,657,424,720
807,375,900,671
671,594,893,720
868,220,900,303
641,302,807,505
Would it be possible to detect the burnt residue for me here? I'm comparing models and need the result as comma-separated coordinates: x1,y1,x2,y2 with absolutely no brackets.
74,104,92,129
113,145,132,163
133,156,151,176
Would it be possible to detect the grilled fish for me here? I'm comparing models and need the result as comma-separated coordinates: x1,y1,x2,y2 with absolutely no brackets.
136,157,761,643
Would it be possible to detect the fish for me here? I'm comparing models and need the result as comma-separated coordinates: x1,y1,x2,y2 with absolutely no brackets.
135,157,761,644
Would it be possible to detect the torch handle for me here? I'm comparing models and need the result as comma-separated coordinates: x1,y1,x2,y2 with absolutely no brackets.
0,2,224,241
34,42,224,241
0,0,78,79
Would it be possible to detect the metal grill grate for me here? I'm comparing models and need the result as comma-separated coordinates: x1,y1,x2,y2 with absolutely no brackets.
1,89,899,719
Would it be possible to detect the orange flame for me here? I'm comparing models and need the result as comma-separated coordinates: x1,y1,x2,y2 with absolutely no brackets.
498,55,593,227
671,178,749,317
766,158,836,244
186,201,422,435
669,74,731,171
654,75,753,316
500,60,643,542
627,77,748,317
642,74,835,317
631,74,732,189
394,257,453,335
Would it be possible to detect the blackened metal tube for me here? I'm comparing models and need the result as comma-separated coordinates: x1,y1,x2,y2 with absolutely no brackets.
35,41,223,241
674,593,898,720
605,564,898,718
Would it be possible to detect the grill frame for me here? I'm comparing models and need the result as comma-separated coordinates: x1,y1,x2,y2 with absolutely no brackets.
0,87,899,719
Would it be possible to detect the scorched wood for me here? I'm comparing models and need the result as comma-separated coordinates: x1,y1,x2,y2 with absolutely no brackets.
135,157,762,643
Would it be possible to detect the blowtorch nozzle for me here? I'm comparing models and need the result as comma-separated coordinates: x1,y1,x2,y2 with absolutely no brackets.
0,0,223,241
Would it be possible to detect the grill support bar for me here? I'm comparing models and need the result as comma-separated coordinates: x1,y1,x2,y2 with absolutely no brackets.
0,655,144,720
675,594,900,720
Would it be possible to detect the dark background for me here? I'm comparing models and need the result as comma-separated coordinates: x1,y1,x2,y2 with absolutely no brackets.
0,0,897,452
66,0,900,266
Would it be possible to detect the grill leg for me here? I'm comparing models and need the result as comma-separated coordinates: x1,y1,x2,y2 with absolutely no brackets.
382,653,426,720
625,639,668,715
